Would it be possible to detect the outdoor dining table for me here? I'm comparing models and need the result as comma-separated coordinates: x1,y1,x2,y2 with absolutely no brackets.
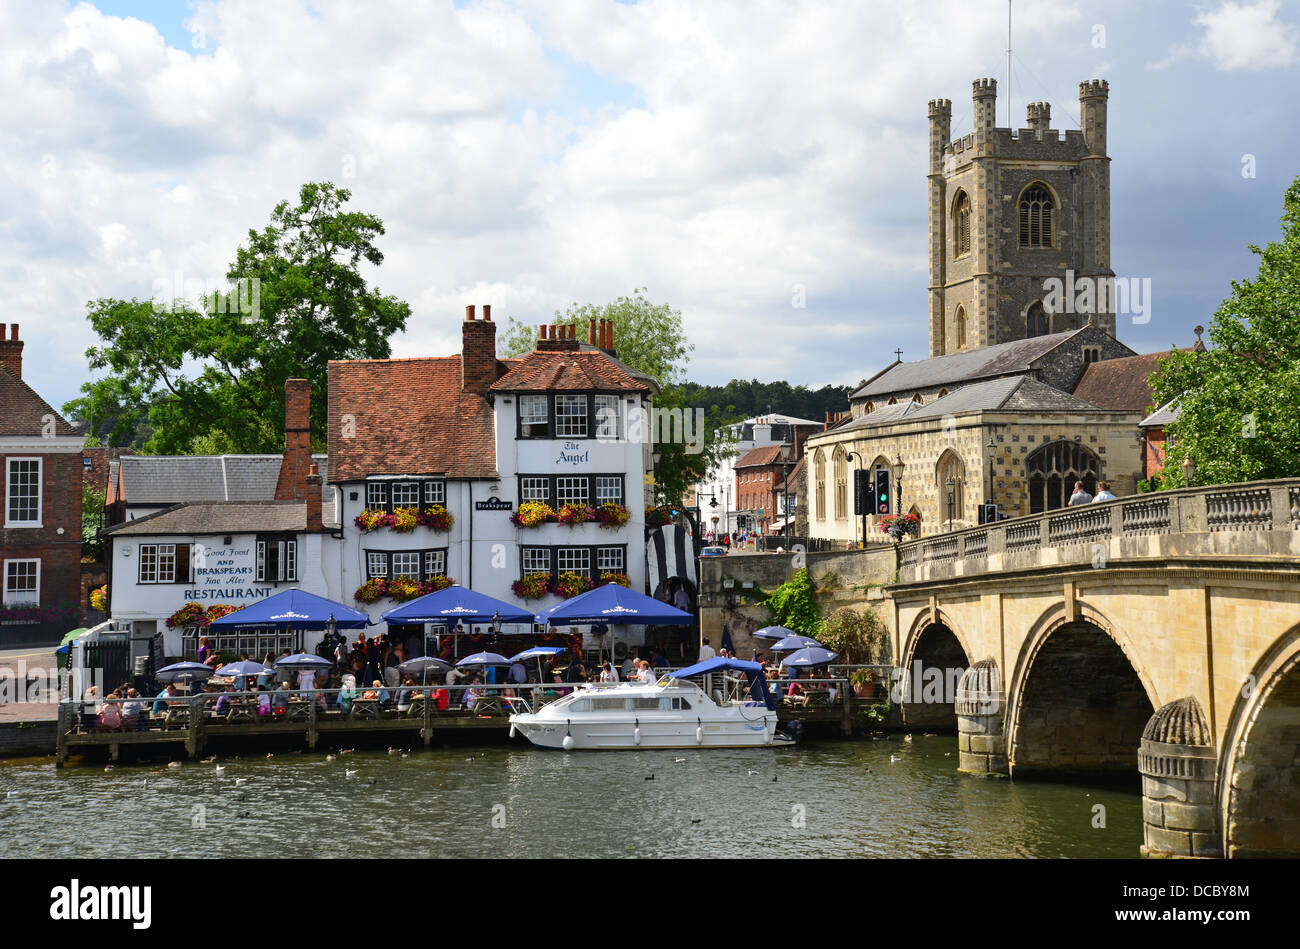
227,699,257,722
287,697,312,721
350,697,380,720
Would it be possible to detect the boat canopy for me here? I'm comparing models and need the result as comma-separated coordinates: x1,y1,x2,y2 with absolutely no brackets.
668,657,774,711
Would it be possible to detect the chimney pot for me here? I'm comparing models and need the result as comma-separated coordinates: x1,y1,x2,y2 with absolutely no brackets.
538,323,547,341
9,324,17,341
465,304,476,321
482,304,491,322
548,324,557,340
588,318,598,345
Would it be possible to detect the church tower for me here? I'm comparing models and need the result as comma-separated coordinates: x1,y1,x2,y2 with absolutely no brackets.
927,78,1114,357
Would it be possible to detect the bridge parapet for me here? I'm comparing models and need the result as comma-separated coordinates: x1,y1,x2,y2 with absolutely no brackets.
895,479,1300,585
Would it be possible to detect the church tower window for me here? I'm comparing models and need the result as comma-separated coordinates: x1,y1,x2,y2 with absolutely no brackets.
955,305,967,350
1027,301,1049,338
953,191,971,257
1019,184,1054,248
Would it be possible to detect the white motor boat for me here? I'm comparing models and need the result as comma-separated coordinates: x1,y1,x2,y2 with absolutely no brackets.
508,657,796,750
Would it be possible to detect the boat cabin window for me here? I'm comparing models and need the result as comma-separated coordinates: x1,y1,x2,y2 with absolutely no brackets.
670,697,692,710
567,699,590,713
632,697,660,710
592,697,626,711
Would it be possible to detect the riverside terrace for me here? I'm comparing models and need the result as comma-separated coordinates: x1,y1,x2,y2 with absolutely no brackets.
53,674,884,765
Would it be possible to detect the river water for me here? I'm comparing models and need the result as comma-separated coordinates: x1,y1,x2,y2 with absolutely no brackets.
0,736,1141,858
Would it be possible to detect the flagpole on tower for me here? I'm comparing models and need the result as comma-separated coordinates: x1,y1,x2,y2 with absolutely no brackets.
1007,0,1012,127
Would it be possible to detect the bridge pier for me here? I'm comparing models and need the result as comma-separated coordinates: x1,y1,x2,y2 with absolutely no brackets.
956,659,1007,775
1138,697,1220,858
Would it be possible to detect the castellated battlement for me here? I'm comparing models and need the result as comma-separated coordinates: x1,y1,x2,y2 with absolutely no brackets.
943,127,1085,158
972,77,997,98
1079,78,1109,98
928,98,952,117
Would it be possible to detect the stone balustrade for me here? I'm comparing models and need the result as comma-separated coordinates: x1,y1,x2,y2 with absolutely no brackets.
896,479,1300,585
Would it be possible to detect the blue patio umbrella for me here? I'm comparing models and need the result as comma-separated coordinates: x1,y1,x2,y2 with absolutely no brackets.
780,646,839,668
535,582,694,625
274,653,332,670
456,651,511,668
214,660,271,678
156,662,215,685
752,626,796,641
399,655,452,686
769,634,822,653
208,589,372,630
380,585,534,625
510,645,567,683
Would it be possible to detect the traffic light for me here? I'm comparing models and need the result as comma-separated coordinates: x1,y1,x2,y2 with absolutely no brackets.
874,467,891,515
853,469,870,515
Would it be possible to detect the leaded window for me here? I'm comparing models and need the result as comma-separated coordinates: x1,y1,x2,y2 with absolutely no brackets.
1019,184,1053,248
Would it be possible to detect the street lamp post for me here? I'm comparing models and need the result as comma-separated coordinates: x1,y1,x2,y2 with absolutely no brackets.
985,435,997,510
777,441,794,542
945,476,955,532
890,454,906,518
1182,455,1195,488
846,449,866,548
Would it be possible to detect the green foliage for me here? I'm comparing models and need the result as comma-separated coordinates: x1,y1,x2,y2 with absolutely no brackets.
762,567,824,638
64,182,410,453
676,378,852,428
81,482,106,560
1150,175,1300,488
820,607,889,664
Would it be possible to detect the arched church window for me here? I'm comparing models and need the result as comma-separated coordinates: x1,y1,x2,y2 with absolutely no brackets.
1027,301,1049,338
1019,183,1053,248
955,305,967,350
833,447,849,520
911,392,924,404
813,449,826,521
1026,440,1099,514
953,191,971,257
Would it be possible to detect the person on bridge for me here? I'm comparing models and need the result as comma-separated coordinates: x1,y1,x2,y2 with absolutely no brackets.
1067,481,1094,506
1092,481,1117,502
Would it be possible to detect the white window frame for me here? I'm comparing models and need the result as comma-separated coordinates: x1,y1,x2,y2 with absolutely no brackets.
391,482,421,508
423,550,446,578
596,547,624,573
555,394,588,437
5,457,42,528
366,551,389,578
595,394,620,439
595,476,623,505
365,482,388,511
522,548,550,574
521,477,550,503
557,547,590,575
2,558,40,605
556,476,588,506
392,552,421,579
423,481,446,506
519,395,549,438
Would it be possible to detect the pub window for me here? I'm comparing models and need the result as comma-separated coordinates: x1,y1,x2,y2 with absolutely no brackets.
555,394,588,437
595,476,623,505
595,394,621,439
5,458,41,526
556,476,588,506
138,543,190,583
256,539,297,582
519,395,550,438
423,550,446,578
522,547,551,574
392,551,421,579
366,551,388,579
596,547,624,573
557,547,591,575
391,482,421,508
423,481,446,505
521,477,550,504
365,483,388,512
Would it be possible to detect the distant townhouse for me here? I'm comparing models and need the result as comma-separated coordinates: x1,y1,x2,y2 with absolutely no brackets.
0,324,86,645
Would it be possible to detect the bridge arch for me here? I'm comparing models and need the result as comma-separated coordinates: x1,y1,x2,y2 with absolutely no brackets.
1218,623,1300,857
1005,602,1157,783
899,608,972,730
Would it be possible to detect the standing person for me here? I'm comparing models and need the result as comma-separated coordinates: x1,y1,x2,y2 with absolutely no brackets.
1092,480,1117,502
722,533,731,550
672,583,691,613
297,665,316,692
1067,481,1094,506
697,637,716,662
509,659,527,686
564,652,586,684
196,637,211,665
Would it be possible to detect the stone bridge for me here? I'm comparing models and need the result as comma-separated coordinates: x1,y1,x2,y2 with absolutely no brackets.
699,478,1300,858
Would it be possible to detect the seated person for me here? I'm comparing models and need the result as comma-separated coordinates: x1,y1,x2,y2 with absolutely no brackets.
97,692,123,731
256,688,273,717
271,682,291,714
213,687,233,718
461,677,482,708
395,677,415,712
338,674,358,713
120,689,143,729
785,674,804,700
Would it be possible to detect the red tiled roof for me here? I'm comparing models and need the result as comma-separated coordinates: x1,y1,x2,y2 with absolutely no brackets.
327,356,500,481
490,349,652,393
1073,351,1182,413
0,364,77,437
736,445,784,468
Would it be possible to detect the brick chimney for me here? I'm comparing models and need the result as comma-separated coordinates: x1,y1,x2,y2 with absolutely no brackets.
461,304,499,395
0,324,22,379
275,378,321,530
536,322,580,352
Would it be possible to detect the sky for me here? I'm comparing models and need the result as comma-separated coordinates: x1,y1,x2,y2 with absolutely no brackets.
2,0,1298,416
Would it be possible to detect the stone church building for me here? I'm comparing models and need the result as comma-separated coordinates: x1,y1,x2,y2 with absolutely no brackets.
805,77,1191,545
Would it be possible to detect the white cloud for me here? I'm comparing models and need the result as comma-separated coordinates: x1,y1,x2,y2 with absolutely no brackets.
1150,0,1298,71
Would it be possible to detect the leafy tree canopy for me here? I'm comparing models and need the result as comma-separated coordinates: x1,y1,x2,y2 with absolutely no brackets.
1150,175,1300,488
63,182,410,453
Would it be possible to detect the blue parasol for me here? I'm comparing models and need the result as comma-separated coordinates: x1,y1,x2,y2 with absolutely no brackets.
769,634,822,653
780,646,839,668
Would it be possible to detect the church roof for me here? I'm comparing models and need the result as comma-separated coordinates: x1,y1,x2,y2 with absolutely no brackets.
850,329,1097,401
830,375,1129,435
1072,349,1184,413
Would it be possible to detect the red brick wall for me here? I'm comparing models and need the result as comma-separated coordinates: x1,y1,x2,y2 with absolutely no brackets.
0,451,83,621
461,305,499,394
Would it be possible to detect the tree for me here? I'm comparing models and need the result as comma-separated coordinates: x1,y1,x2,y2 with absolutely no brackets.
499,288,733,505
1150,175,1300,488
63,182,410,453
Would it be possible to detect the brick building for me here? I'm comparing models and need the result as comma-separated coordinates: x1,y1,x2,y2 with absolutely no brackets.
0,324,86,644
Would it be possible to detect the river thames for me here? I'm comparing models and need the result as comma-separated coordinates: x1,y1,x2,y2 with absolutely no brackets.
0,735,1141,858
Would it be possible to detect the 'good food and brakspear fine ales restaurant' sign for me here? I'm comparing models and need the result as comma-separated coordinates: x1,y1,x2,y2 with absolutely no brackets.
182,544,274,601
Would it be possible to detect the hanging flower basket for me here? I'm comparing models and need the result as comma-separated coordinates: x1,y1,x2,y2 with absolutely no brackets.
354,505,454,534
878,512,921,541
511,501,555,528
511,573,552,600
165,603,241,629
511,502,631,529
353,575,455,604
598,572,631,587
551,572,596,599
89,585,108,612
595,503,631,529
556,503,595,526
645,506,673,529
